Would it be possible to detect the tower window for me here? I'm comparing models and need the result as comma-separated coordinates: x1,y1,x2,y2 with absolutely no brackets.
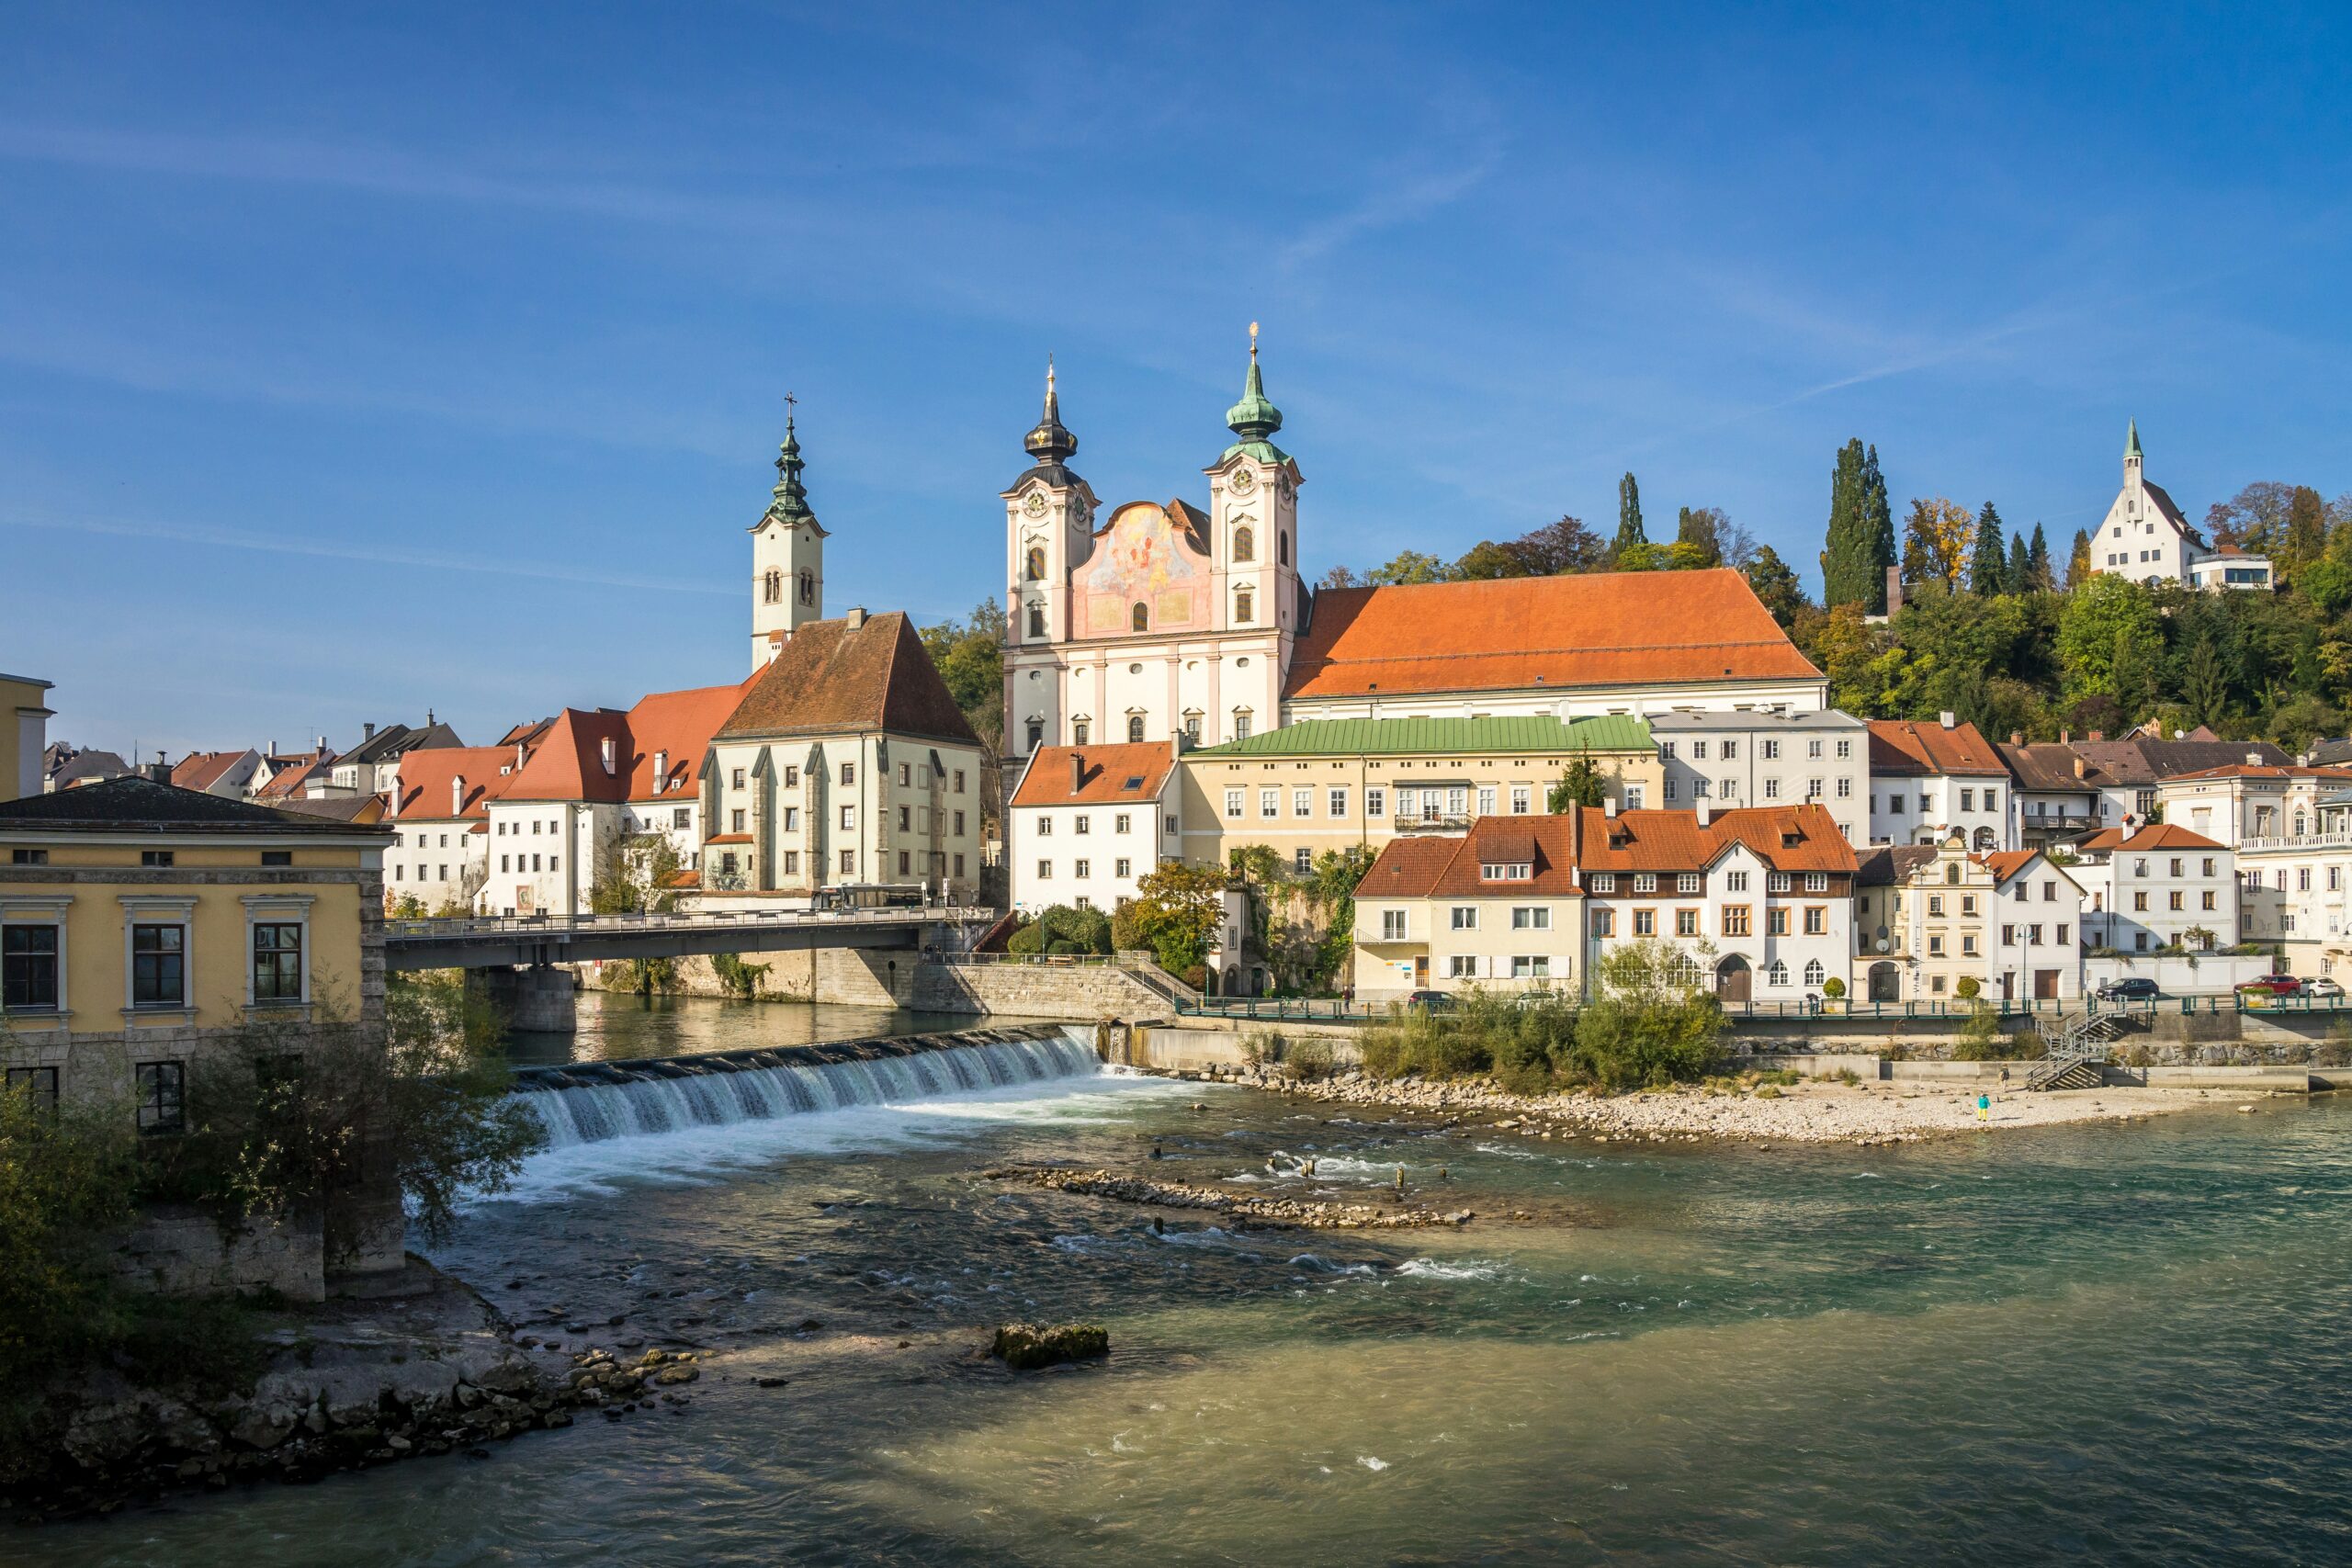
1072,721,1089,745
1028,604,1046,637
798,570,814,605
763,568,783,604
1131,602,1148,632
1280,532,1289,566
1026,719,1044,751
1232,525,1255,563
1235,591,1254,624
1127,716,1146,743
1025,546,1046,581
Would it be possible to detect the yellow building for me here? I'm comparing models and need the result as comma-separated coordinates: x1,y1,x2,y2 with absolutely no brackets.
2,670,54,802
1174,715,1659,874
0,776,399,1293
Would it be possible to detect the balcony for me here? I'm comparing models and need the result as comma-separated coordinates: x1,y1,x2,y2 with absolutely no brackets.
2235,831,2352,854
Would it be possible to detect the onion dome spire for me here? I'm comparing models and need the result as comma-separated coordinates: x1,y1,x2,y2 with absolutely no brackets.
765,396,816,527
1023,356,1078,466
1222,321,1289,462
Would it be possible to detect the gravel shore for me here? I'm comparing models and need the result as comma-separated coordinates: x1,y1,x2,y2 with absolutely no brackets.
1168,1065,2267,1145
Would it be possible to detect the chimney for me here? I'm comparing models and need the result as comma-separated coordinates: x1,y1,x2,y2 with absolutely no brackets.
316,733,327,754
1939,711,1956,729
1069,751,1085,795
1885,565,1904,617
845,606,868,629
2060,728,2071,744
2249,750,2265,766
653,749,669,789
450,775,465,816
1696,802,1713,828
2010,732,2024,746
515,741,526,772
2088,730,2104,743
364,721,377,740
1603,795,1618,818
2073,757,2086,780
427,708,435,726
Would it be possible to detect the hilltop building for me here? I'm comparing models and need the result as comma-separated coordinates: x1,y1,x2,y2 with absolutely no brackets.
2093,422,2270,591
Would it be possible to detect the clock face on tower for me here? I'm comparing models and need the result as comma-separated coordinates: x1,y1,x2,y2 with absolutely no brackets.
1023,491,1047,517
1228,467,1256,496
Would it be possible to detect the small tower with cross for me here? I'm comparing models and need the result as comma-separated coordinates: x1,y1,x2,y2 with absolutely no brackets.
750,397,830,669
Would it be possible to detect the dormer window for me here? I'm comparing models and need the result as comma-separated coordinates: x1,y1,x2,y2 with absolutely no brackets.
600,737,617,775
1591,873,1616,894
1480,862,1532,882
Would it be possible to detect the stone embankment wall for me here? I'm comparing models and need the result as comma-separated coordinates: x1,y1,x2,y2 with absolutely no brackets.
582,953,1175,1020
111,1205,327,1304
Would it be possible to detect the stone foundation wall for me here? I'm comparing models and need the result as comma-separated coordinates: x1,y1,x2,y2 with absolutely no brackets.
908,960,1170,1020
111,1204,327,1304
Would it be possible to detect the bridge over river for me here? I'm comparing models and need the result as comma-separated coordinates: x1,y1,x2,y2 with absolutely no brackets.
385,907,1001,1031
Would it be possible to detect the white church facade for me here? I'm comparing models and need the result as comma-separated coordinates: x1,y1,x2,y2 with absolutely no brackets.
2092,421,2271,592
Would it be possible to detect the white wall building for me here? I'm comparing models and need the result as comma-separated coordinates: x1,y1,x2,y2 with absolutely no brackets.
1868,716,2011,850
2093,422,2271,592
1007,741,1182,914
1649,709,1869,844
2072,824,2237,953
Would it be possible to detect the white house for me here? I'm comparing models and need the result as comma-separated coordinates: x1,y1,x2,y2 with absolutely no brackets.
1007,741,1182,914
1980,849,2086,1003
1649,708,1869,844
1868,716,2011,850
2072,824,2236,953
2094,422,2271,591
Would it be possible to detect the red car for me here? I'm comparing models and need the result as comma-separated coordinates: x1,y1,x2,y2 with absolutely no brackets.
2236,975,2302,997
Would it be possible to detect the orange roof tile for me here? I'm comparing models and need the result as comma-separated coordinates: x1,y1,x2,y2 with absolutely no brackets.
1012,742,1179,808
2076,823,2226,854
2164,763,2352,783
390,745,527,822
623,680,752,802
169,750,249,792
1577,804,1857,876
1285,570,1820,701
1867,718,2007,777
1361,816,1587,900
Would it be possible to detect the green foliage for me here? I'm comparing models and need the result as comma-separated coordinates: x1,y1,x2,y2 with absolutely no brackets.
1822,438,1893,613
1008,904,1114,959
1548,754,1609,813
589,834,684,915
1125,861,1229,976
1950,1004,2042,1060
709,953,769,998
1970,500,2007,595
1821,976,1847,1000
1953,975,1981,1000
1560,942,1725,1091
919,598,1007,748
388,893,428,919
1613,472,1646,558
1745,545,1810,626
1368,550,1453,586
367,975,548,1245
1006,920,1045,955
0,1081,141,1400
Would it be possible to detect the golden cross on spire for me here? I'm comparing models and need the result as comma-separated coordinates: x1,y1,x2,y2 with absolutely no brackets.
1249,321,1259,360
784,389,798,418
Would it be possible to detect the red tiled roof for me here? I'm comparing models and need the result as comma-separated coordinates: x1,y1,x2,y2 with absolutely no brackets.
1285,569,1820,701
720,612,978,743
2077,823,2226,854
2164,763,2352,783
254,758,324,798
390,745,527,822
169,750,249,791
1011,742,1179,808
498,708,635,804
1576,804,1857,876
623,681,752,802
1975,850,2039,882
1867,719,2007,777
704,833,754,845
1356,835,1465,903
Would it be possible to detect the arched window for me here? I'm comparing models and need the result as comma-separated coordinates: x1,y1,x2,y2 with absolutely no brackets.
1973,826,1996,850
1071,721,1089,745
1027,604,1046,638
1025,719,1044,751
2295,813,2307,837
797,570,814,605
1025,546,1046,581
1804,959,1826,986
1946,863,1962,885
1232,709,1253,740
1131,602,1149,632
1280,531,1290,566
1127,716,1146,743
1232,525,1255,563
1767,961,1789,987
763,568,783,604
1235,591,1254,624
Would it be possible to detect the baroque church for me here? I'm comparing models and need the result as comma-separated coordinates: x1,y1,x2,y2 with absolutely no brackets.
1000,332,1828,765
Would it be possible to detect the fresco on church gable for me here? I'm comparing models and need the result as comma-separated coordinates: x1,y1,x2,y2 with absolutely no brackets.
1074,502,1209,637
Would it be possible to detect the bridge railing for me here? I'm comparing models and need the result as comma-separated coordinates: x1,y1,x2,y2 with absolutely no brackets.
387,907,999,942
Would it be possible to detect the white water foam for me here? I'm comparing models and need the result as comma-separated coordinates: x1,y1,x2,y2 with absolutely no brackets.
1395,1258,1514,1282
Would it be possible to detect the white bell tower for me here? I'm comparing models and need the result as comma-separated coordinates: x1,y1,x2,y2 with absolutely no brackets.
750,398,828,671
1204,324,1303,738
1001,361,1098,758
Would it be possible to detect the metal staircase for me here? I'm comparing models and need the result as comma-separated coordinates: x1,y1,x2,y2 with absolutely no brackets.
2026,1010,2129,1091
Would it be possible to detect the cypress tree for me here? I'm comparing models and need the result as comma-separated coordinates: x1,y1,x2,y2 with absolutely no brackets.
2027,523,2052,592
1820,439,1879,611
1614,473,1646,558
2007,532,2030,592
1970,500,2007,595
2068,527,2092,589
1862,446,1894,611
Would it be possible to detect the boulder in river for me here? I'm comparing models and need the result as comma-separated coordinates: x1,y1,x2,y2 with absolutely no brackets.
990,1323,1110,1371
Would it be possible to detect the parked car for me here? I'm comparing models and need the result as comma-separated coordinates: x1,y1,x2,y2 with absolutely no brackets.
2305,976,2345,1000
2235,974,2303,997
1400,989,1455,1013
2096,976,2161,1001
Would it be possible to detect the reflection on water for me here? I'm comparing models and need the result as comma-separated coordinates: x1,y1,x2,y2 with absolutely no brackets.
503,987,1058,1067
30,996,2352,1567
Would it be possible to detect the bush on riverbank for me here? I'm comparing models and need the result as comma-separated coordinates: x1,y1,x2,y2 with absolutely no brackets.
1948,1004,2048,1062
1356,943,1724,1094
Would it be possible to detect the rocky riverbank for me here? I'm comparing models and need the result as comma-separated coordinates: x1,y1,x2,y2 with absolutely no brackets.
985,1165,1477,1227
0,1259,707,1526
1159,1063,2255,1145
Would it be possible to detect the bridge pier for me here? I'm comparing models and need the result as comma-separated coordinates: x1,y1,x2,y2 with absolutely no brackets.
471,964,578,1034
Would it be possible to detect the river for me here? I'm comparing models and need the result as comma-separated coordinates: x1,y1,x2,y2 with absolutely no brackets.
28,996,2352,1566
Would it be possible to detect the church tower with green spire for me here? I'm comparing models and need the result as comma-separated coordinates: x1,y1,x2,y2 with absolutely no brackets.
750,403,831,670
1205,321,1304,684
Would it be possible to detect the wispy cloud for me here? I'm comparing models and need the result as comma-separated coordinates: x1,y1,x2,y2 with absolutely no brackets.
0,512,733,596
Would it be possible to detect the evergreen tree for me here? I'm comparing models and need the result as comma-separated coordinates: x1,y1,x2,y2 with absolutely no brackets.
1613,472,1646,559
1969,500,2007,595
1744,546,1808,626
1819,439,1889,613
2286,485,2327,572
2026,524,2052,592
1675,504,1726,567
2007,532,2030,592
2180,637,2230,728
2067,527,2093,589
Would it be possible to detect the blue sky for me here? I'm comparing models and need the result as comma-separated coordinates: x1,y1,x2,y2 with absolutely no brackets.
4,2,2347,756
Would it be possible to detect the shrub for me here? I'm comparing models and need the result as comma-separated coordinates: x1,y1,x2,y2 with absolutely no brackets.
1821,976,1847,1000
709,953,769,999
1954,976,1982,1000
1283,1038,1338,1082
1006,921,1045,955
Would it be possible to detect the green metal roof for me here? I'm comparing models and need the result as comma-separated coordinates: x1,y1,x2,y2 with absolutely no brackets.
1187,714,1653,759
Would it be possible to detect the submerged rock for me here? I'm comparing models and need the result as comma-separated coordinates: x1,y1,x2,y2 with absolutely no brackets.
990,1323,1109,1371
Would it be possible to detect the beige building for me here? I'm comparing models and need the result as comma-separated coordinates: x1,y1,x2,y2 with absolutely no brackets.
1854,840,2084,1003
0,775,401,1296
700,608,989,905
2,671,53,803
1173,715,1658,877
1352,815,1585,998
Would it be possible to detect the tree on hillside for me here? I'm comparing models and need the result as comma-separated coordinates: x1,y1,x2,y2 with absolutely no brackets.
2285,485,2327,572
1453,514,1606,581
2006,532,2030,593
1969,501,2007,595
1902,497,1974,590
1368,550,1453,585
1820,438,1890,612
2204,481,2298,556
1612,473,1646,561
920,599,1007,749
2026,524,2053,592
2179,637,2231,729
2067,528,2093,589
2056,575,2164,705
1744,546,1808,626
1318,565,1364,589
